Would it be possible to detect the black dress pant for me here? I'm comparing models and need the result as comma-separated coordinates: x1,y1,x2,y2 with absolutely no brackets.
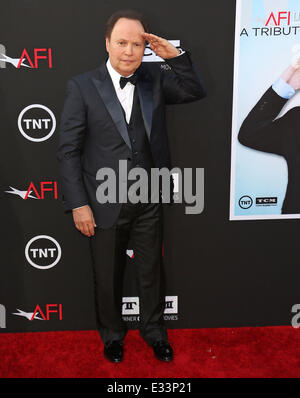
89,201,167,346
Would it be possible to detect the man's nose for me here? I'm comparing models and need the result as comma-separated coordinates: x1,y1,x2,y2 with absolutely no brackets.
125,44,133,55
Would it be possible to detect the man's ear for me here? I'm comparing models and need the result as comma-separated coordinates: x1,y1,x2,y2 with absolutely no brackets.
105,37,110,53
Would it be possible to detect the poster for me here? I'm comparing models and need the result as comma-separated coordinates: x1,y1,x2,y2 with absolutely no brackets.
230,0,300,220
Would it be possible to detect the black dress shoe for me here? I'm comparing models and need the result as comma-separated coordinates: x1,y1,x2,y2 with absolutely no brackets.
152,340,173,362
103,340,123,363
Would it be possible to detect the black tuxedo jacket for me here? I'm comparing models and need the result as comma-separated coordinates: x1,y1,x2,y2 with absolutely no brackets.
238,87,300,214
57,51,206,227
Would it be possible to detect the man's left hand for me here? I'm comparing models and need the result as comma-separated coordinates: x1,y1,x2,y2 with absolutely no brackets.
141,32,180,59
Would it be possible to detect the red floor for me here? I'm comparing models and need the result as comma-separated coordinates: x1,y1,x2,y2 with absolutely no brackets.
0,326,300,378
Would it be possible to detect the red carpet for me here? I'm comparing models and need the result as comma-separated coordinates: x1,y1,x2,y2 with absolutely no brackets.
1,326,300,378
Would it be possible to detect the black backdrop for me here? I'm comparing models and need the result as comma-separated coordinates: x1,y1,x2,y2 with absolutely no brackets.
1,0,299,333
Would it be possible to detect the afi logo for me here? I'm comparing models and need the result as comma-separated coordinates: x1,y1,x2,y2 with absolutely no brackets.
266,11,291,26
31,304,63,321
5,181,58,200
0,44,52,68
25,181,58,200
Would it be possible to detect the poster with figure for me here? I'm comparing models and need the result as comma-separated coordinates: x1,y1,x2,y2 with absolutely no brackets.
230,0,300,220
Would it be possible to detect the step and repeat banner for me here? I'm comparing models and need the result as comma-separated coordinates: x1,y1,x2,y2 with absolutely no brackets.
2,0,300,333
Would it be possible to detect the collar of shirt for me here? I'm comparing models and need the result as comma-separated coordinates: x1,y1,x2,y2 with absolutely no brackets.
106,58,134,92
106,58,135,124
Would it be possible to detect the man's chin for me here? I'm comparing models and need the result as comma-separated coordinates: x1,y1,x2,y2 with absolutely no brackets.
121,62,142,74
120,67,139,76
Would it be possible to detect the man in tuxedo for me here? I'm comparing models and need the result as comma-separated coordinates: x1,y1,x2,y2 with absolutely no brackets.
238,63,300,214
57,9,206,363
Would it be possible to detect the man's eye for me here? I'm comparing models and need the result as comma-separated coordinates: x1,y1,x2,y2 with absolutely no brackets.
119,41,125,45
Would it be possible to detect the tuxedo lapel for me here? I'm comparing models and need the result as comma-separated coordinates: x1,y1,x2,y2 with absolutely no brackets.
91,62,153,147
92,62,132,150
136,67,153,140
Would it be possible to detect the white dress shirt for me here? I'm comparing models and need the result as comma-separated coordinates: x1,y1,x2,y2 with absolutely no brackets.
106,58,135,124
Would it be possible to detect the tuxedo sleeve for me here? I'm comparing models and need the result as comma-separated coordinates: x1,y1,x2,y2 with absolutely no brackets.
238,87,293,156
160,50,206,104
57,79,89,211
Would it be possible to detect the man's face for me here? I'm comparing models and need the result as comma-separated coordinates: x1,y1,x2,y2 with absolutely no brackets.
106,18,146,76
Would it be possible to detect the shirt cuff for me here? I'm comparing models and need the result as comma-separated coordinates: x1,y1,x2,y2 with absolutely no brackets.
72,205,88,210
272,77,295,99
175,48,185,57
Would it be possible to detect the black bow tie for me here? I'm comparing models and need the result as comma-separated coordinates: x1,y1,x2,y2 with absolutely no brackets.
119,73,138,89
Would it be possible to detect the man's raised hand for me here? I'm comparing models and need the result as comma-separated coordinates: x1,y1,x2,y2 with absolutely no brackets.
141,32,180,59
281,62,300,90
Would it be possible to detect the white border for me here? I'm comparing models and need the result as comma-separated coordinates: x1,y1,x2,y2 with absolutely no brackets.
228,1,300,221
229,0,243,221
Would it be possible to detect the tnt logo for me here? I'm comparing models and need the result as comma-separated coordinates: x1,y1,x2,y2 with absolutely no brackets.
0,45,52,68
164,296,178,314
0,304,6,328
238,195,253,209
18,104,56,142
25,235,62,270
122,297,139,315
